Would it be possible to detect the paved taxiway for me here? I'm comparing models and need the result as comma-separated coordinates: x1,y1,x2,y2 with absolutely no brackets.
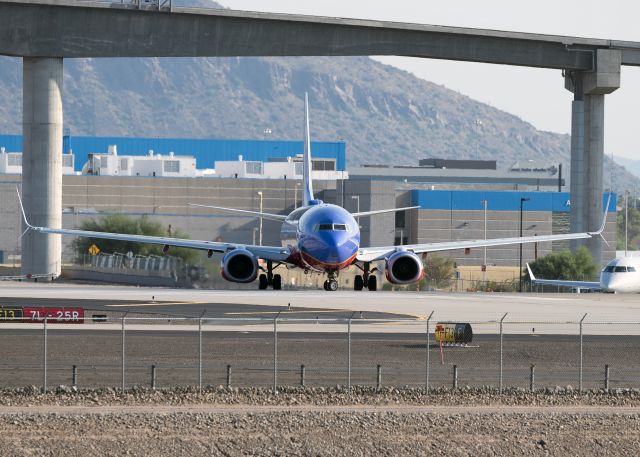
1,283,639,334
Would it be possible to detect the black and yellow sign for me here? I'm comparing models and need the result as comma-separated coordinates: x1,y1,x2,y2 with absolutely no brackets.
0,308,23,322
435,322,473,344
88,244,100,256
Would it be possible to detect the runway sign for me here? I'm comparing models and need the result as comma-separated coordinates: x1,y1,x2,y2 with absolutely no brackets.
22,307,85,324
0,308,23,322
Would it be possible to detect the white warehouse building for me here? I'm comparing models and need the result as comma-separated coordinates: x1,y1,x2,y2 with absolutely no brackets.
82,145,197,177
0,147,75,175
215,155,348,181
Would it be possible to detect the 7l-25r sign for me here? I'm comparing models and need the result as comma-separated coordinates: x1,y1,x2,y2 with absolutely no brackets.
23,307,84,324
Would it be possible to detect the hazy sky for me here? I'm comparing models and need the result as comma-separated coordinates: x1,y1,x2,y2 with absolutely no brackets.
223,0,640,160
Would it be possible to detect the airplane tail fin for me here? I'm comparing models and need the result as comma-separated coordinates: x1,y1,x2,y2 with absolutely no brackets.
302,92,315,206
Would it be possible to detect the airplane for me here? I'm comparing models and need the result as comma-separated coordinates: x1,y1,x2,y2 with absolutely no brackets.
527,257,640,293
17,93,611,292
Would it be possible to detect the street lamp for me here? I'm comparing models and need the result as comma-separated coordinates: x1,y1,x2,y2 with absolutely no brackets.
625,190,630,256
519,197,530,293
252,227,258,246
351,195,360,226
257,191,263,246
481,199,488,283
474,119,483,160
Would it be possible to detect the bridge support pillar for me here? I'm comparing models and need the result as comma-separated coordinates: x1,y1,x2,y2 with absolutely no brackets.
565,49,621,265
21,57,63,278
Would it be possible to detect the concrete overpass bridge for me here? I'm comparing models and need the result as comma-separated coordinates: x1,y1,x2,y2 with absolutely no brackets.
1,0,639,276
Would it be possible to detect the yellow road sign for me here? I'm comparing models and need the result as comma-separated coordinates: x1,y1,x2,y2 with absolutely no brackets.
88,244,100,256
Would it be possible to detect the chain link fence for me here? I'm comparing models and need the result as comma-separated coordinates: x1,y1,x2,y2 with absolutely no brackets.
0,315,638,392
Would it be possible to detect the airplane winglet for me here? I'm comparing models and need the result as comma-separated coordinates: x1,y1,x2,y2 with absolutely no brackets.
16,188,34,230
526,263,536,281
589,194,612,236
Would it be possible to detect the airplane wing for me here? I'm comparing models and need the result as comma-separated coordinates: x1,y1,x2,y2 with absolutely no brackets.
17,192,290,262
526,264,601,289
357,196,610,262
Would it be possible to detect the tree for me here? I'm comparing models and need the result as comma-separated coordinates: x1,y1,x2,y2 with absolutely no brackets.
72,214,198,264
421,254,455,289
526,246,598,281
617,206,640,251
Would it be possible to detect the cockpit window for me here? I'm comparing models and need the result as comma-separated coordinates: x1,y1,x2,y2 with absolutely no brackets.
603,266,615,273
614,266,628,272
315,223,350,232
628,267,637,272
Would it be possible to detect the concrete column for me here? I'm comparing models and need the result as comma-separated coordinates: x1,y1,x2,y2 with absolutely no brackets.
565,50,620,266
22,57,63,277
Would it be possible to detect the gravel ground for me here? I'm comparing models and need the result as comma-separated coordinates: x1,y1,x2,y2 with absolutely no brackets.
0,387,639,455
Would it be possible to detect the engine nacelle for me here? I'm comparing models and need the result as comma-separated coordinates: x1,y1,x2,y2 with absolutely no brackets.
385,250,424,285
220,249,258,283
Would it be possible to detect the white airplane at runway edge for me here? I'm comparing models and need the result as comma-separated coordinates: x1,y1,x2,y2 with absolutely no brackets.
527,256,640,293
17,94,611,292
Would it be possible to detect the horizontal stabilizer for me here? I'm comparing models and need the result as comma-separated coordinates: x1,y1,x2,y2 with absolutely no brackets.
188,203,287,221
351,206,420,218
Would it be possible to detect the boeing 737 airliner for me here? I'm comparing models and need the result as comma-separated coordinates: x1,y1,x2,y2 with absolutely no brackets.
18,94,609,291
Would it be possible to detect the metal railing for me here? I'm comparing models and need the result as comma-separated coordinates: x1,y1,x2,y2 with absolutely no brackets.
0,314,639,393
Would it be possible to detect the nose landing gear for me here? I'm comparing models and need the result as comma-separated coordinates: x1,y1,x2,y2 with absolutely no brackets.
323,270,339,291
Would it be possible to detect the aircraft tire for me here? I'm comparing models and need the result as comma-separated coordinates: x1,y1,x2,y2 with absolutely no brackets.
367,275,377,291
328,279,339,291
258,274,268,290
273,274,282,290
323,280,329,291
354,275,364,291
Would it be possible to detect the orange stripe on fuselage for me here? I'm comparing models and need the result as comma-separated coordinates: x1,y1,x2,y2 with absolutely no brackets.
300,250,357,271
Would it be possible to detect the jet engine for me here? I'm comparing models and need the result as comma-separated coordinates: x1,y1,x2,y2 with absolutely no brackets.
220,249,259,283
385,251,424,285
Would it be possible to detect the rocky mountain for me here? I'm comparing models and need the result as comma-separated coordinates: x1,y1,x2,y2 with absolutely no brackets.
0,0,637,193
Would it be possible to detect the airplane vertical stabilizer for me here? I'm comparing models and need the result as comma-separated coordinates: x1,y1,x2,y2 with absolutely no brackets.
302,92,315,206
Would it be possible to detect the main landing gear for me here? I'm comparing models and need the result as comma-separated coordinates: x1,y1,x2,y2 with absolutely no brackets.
354,262,378,291
258,260,282,290
323,270,339,291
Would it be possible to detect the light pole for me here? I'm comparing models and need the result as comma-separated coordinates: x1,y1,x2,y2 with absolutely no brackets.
519,197,530,293
474,119,483,160
294,183,301,209
257,191,263,246
351,195,360,226
252,227,258,246
625,190,629,256
481,199,487,283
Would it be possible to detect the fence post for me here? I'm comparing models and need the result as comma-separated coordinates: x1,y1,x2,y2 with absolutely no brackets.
604,364,610,391
376,364,382,391
579,313,587,393
426,311,434,392
121,316,126,392
452,365,458,389
273,315,278,393
529,365,535,392
198,316,203,393
347,317,352,393
72,365,78,387
151,365,156,389
42,317,48,393
499,312,508,393
300,364,305,387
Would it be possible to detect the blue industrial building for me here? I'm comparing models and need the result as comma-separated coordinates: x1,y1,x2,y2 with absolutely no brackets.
0,134,347,172
411,190,617,213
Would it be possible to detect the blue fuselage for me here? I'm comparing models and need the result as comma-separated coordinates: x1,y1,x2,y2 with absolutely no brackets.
281,203,360,271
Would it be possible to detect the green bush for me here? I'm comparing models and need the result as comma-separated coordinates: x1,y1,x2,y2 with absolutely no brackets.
72,214,198,264
526,245,598,281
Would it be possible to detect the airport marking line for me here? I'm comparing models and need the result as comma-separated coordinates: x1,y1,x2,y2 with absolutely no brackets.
105,302,203,307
